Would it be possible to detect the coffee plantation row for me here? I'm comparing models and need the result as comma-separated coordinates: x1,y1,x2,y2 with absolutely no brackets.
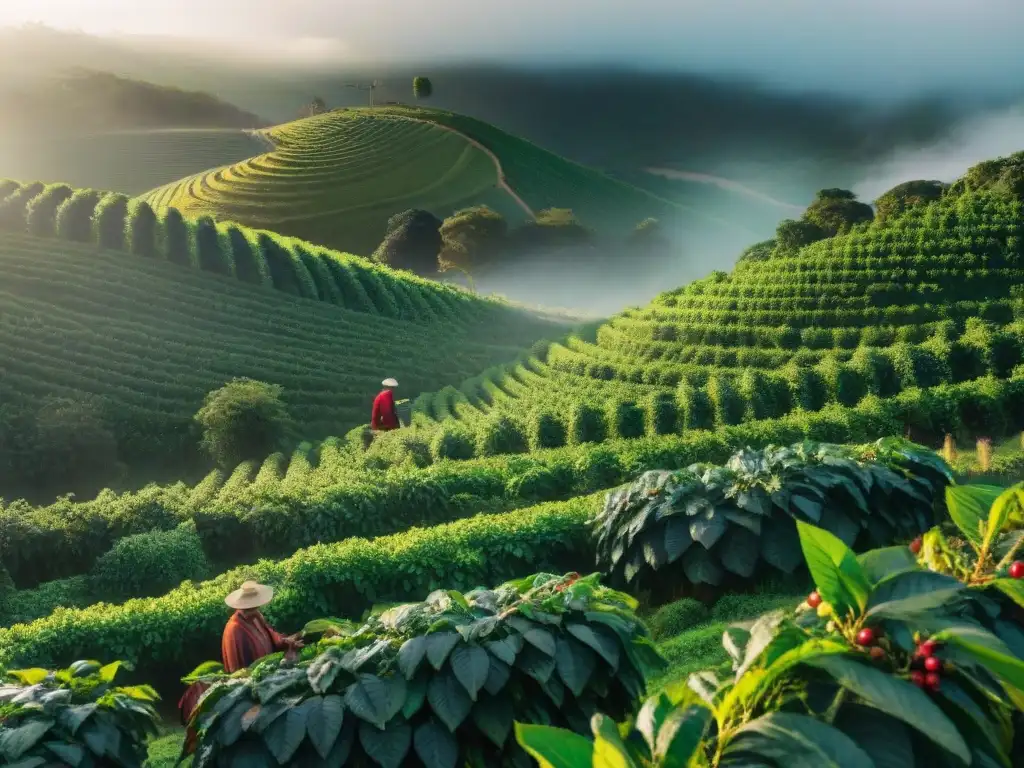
0,176,523,325
4,482,1024,767
4,376,1014,596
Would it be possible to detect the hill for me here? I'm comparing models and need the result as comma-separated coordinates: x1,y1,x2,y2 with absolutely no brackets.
0,71,269,195
397,155,1024,459
141,106,714,256
0,218,561,500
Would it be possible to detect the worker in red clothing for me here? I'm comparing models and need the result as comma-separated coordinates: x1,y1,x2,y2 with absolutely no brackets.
371,377,401,431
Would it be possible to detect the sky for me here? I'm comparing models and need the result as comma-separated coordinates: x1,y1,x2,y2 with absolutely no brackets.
2,0,1023,97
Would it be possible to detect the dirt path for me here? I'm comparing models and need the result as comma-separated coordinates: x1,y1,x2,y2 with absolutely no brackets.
383,116,536,219
644,167,804,213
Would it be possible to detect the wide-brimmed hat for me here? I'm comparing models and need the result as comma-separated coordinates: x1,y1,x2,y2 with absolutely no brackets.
382,378,398,387
225,580,274,610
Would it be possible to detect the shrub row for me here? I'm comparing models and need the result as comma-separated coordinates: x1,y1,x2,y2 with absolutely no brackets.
0,496,599,689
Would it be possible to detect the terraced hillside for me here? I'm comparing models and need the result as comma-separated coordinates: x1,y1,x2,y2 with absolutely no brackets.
0,128,268,195
404,182,1024,456
142,106,705,255
0,230,562,485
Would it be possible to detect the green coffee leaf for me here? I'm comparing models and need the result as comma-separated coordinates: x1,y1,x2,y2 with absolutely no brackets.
515,723,594,768
797,521,870,617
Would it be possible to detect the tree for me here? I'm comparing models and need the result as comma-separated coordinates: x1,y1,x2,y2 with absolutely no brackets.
371,209,442,273
950,151,1024,199
226,226,265,285
873,180,948,223
775,218,825,251
194,216,231,276
508,208,593,252
194,379,291,468
31,396,122,499
439,205,507,269
803,188,874,237
301,97,327,118
737,238,777,263
413,76,433,100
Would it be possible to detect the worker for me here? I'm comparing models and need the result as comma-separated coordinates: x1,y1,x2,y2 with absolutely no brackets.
371,377,401,431
178,580,303,755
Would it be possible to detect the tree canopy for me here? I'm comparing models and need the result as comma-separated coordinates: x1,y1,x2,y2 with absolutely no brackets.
371,209,443,274
413,77,433,100
874,179,947,223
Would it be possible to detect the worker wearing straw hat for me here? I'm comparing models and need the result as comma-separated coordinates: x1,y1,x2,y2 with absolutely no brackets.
178,580,303,755
371,377,401,432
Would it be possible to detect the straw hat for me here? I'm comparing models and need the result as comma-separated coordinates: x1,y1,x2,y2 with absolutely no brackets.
225,580,274,610
382,378,398,387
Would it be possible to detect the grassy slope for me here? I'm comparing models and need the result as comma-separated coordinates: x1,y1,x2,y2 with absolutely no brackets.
0,231,560,473
408,187,1024,449
142,106,717,256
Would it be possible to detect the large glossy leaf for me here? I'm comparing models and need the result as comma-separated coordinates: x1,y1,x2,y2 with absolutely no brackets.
945,484,1003,545
57,703,96,735
681,546,724,586
719,526,760,577
566,623,621,670
805,654,969,762
797,521,870,617
857,546,918,585
591,714,634,768
449,645,490,701
425,633,462,671
723,712,873,768
662,519,693,563
934,625,1024,695
655,704,711,768
306,695,344,759
634,694,673,756
43,741,85,766
427,668,473,732
818,505,859,546
263,700,309,764
515,723,594,768
307,653,343,694
471,694,514,747
991,578,1024,609
217,697,255,748
759,517,802,573
518,645,557,685
555,637,598,697
522,626,557,657
414,719,459,768
689,512,728,549
483,657,511,696
833,704,914,768
344,674,407,730
397,636,428,679
358,719,411,768
0,719,54,761
983,485,1023,552
863,570,964,620
734,610,788,680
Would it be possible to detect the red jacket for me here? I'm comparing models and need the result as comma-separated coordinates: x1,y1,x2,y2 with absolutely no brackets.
372,389,399,430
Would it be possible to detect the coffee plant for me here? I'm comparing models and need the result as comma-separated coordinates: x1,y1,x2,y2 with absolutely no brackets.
592,438,952,590
184,572,664,767
0,659,160,767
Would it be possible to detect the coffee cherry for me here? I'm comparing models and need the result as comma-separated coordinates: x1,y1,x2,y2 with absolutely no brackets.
925,672,941,691
924,656,942,672
910,670,925,687
855,628,876,646
869,646,886,661
807,591,822,608
918,639,938,658
1010,561,1024,579
909,536,922,554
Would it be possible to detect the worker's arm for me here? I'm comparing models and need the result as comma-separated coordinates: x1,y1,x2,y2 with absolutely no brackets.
370,395,381,430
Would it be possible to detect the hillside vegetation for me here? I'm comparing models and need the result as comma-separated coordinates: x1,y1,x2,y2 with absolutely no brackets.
390,157,1024,461
142,106,710,255
0,179,561,499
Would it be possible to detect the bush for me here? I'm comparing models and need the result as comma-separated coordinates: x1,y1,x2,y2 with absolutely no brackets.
54,188,102,241
529,409,568,450
90,520,210,601
608,398,645,439
161,207,192,266
707,374,744,426
568,403,607,445
648,597,709,640
476,413,528,456
25,182,74,236
31,395,122,500
91,192,129,249
677,383,714,430
574,446,625,493
187,572,663,767
194,378,291,468
195,216,232,275
0,181,43,230
0,660,160,766
372,208,443,273
364,429,433,470
430,420,477,461
225,225,265,284
645,392,678,435
125,199,158,257
592,439,952,593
